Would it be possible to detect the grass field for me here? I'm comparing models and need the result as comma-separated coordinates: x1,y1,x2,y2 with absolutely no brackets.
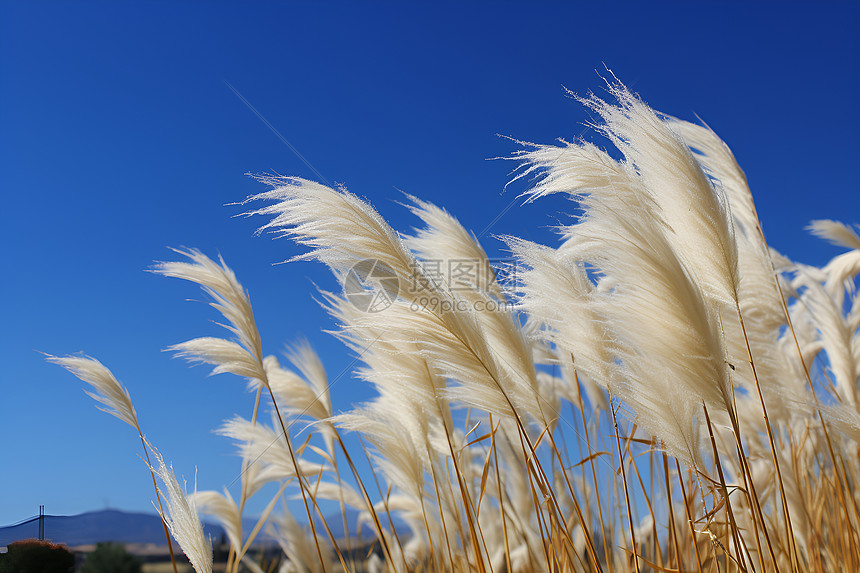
52,80,860,573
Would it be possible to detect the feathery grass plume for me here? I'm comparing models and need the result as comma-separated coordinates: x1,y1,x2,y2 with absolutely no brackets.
809,219,860,304
47,354,182,573
403,197,551,421
795,273,860,407
248,177,549,428
320,290,475,564
505,238,610,408
513,108,737,564
508,135,629,203
150,448,213,573
820,402,860,442
243,175,421,301
509,82,790,473
267,505,333,573
669,121,842,569
323,295,455,458
217,415,327,485
403,194,504,301
808,219,860,252
328,266,528,429
333,397,429,502
579,80,741,309
191,489,243,555
327,282,523,567
153,248,261,359
154,248,339,572
170,337,266,382
286,340,332,418
671,122,820,435
307,480,366,512
518,137,724,465
247,172,542,432
320,289,487,568
45,354,139,428
264,354,331,423
668,119,759,238
152,248,266,386
345,290,540,423
781,271,828,377
671,121,794,369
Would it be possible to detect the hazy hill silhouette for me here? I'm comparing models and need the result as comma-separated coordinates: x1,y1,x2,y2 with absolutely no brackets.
0,507,387,548
0,509,225,547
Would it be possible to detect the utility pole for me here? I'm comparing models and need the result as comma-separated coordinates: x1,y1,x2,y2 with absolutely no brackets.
38,505,44,541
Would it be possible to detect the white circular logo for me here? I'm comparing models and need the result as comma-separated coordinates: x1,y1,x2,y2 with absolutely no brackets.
343,259,400,313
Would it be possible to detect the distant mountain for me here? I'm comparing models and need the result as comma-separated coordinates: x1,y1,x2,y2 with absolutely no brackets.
0,509,225,547
0,507,398,548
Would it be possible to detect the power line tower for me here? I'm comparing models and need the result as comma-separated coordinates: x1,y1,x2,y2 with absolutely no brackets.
38,505,44,541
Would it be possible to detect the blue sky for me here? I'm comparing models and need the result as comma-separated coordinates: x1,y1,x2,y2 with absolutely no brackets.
1,2,858,525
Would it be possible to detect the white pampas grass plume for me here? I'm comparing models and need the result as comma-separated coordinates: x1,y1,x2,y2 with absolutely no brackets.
190,489,243,556
307,480,366,511
518,187,708,463
404,196,546,421
506,238,611,392
152,248,265,385
46,354,139,429
264,351,331,422
244,176,420,300
286,340,331,416
320,290,461,474
798,276,859,406
247,176,545,424
264,350,336,457
808,220,860,251
268,505,332,573
808,220,860,306
415,201,541,357
668,118,784,330
671,119,809,418
332,399,427,500
580,81,741,307
218,416,327,484
820,402,860,442
150,449,213,573
403,194,503,300
509,80,744,464
669,119,758,236
171,337,266,381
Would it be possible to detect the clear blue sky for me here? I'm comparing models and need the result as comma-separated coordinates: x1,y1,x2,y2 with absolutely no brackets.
1,1,858,524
